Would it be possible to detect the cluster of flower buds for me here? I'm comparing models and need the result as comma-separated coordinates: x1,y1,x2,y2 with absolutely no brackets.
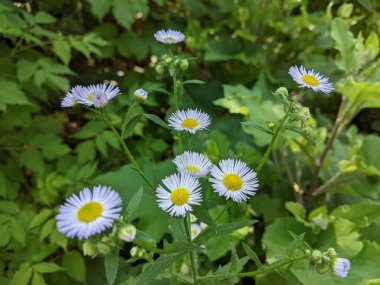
155,54,189,76
305,248,350,278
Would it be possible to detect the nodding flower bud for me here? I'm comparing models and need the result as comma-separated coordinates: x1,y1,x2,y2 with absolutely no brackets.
312,250,322,262
133,88,148,102
130,246,139,257
83,240,98,258
274,87,289,100
180,59,189,70
331,258,350,278
301,127,314,137
299,107,310,121
155,63,165,75
118,224,137,242
316,263,329,274
327,248,336,258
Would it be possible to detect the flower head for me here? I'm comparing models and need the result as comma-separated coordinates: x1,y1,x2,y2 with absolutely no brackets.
154,29,185,44
173,151,213,178
191,223,202,240
56,185,122,239
118,224,137,242
209,159,259,202
61,85,84,108
134,88,148,102
332,258,350,278
78,83,120,108
289,65,334,94
168,109,211,134
156,172,203,217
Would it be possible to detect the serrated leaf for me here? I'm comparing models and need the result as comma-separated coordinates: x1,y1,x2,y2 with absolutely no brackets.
10,220,26,246
31,272,46,285
144,113,170,129
17,59,38,82
29,209,52,230
90,0,112,21
105,249,119,285
10,263,32,285
53,37,71,65
34,11,56,24
0,201,20,214
242,242,262,268
112,0,148,30
125,187,143,221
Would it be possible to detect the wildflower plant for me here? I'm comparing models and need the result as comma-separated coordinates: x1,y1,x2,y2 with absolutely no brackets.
52,29,355,285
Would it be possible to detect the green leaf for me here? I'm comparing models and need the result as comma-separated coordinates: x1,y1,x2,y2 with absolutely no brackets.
123,114,143,139
143,113,170,129
112,0,148,30
182,79,205,85
331,203,380,227
149,87,172,96
241,122,274,135
192,204,216,229
105,248,119,285
34,262,62,273
62,251,86,282
285,202,306,221
169,218,187,242
31,272,46,285
10,263,33,285
195,220,257,243
34,11,56,24
17,59,38,82
331,18,356,72
0,201,20,214
90,0,113,21
40,218,55,240
10,220,26,246
125,187,143,220
164,242,203,254
53,37,71,65
76,141,96,164
137,253,183,285
242,242,263,268
0,79,32,111
0,224,11,246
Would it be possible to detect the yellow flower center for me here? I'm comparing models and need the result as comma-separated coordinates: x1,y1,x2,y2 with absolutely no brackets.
77,201,103,223
184,165,200,174
88,92,94,102
170,188,190,206
165,36,174,41
192,229,198,235
181,118,199,130
301,75,320,86
223,173,243,191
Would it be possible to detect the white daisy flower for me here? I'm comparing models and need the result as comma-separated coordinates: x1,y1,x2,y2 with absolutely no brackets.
168,109,211,134
289,65,334,94
78,83,121,108
332,258,350,278
190,223,202,240
56,185,122,240
154,29,185,44
156,172,203,217
190,214,197,223
133,88,148,102
61,85,84,108
173,151,213,178
209,159,259,203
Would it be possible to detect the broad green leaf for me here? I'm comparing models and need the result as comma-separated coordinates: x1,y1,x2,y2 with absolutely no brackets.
62,251,86,282
331,203,380,227
10,220,26,246
105,248,119,285
0,79,32,111
125,187,143,220
242,122,274,135
34,262,62,273
242,242,263,268
123,114,143,139
31,272,46,285
144,113,170,129
90,0,113,21
192,204,216,229
0,224,11,246
285,202,306,222
17,59,38,82
34,11,56,24
53,37,71,65
169,218,187,242
137,253,183,285
112,0,148,30
0,201,20,214
10,263,32,285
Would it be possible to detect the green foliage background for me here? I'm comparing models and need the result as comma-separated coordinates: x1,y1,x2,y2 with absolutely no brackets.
1,0,380,284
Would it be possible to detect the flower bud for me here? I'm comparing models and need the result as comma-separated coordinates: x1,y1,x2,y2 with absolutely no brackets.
97,242,111,255
133,88,148,102
305,249,311,257
312,250,322,262
301,127,314,137
180,59,189,70
268,122,275,129
155,63,165,75
180,262,190,274
274,87,288,100
174,58,181,67
299,107,310,121
118,224,137,242
130,246,139,257
164,56,172,64
83,240,98,258
316,263,329,274
327,248,336,258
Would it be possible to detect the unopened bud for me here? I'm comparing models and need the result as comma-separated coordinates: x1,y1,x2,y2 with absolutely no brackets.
312,250,322,262
316,263,329,274
268,122,275,129
97,242,111,255
274,87,288,100
130,246,139,257
180,59,189,70
164,56,172,64
299,107,310,121
83,240,98,258
155,63,165,75
180,262,190,274
305,249,311,256
133,88,148,102
118,224,137,242
327,248,336,258
301,127,314,137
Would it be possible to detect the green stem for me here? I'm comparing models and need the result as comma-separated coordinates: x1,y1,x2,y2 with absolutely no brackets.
255,111,290,173
214,200,233,222
173,72,179,110
185,213,198,284
197,255,308,280
121,100,138,137
103,112,155,191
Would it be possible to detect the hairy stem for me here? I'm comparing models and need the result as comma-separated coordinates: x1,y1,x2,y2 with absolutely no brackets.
185,213,198,284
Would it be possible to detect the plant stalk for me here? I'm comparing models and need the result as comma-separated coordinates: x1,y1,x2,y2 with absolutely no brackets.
185,213,198,284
